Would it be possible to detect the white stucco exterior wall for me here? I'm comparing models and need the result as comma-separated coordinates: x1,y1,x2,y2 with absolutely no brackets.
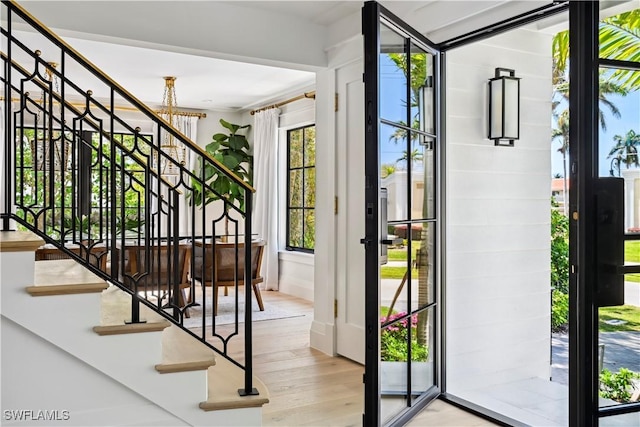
622,169,640,230
445,27,553,392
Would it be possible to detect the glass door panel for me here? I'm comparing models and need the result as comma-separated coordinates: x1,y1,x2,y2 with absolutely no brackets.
380,26,408,124
411,221,435,313
597,59,640,419
364,3,440,424
411,307,436,399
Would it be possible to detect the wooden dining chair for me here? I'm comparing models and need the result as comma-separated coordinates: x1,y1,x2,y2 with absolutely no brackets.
35,244,109,272
191,240,265,315
120,243,192,316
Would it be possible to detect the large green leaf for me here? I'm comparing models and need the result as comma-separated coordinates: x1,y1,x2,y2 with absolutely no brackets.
214,177,230,195
205,142,221,156
223,155,240,170
203,163,216,181
220,119,240,134
228,134,248,150
212,133,228,143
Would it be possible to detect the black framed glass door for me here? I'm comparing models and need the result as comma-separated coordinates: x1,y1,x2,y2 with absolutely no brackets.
570,2,640,425
363,2,441,425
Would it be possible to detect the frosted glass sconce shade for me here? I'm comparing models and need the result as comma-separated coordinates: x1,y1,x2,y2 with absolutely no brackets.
488,68,520,147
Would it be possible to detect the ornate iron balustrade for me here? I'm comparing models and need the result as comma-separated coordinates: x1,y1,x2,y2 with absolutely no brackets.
1,0,258,396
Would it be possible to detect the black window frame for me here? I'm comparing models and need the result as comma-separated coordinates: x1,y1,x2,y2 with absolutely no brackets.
285,124,316,253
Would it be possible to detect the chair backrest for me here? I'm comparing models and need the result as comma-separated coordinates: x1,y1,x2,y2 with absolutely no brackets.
122,243,191,290
35,245,108,271
192,240,264,286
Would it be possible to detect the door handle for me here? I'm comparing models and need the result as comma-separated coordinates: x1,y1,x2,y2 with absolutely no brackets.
596,177,625,307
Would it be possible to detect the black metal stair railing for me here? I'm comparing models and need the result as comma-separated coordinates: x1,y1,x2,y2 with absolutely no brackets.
1,0,259,397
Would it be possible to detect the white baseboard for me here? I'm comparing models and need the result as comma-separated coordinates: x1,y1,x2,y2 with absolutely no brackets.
310,320,336,357
278,278,314,301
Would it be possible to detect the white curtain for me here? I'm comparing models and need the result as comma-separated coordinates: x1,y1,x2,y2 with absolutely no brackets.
253,109,280,290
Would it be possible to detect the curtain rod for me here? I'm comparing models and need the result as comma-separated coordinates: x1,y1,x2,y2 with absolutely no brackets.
250,91,316,116
0,96,207,119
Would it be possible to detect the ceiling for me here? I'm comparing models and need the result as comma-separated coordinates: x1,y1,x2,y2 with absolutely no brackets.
13,29,317,112
7,0,637,113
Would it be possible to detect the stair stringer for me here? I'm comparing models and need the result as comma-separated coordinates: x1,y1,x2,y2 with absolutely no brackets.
0,249,262,426
1,315,191,426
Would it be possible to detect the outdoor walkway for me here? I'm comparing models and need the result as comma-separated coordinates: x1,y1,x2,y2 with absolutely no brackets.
551,331,640,385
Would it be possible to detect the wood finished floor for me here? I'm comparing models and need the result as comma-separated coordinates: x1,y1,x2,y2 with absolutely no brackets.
192,290,496,426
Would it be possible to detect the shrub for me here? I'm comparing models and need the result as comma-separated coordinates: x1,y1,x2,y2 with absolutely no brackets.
381,311,428,362
551,206,569,294
600,368,640,402
551,290,569,331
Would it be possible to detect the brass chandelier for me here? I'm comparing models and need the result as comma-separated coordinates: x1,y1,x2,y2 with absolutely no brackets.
29,61,70,171
157,76,186,176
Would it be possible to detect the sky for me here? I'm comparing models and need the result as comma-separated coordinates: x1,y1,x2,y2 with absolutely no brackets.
551,90,640,178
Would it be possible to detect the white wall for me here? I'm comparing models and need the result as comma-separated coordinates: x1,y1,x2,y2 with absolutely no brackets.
445,27,553,392
275,98,316,301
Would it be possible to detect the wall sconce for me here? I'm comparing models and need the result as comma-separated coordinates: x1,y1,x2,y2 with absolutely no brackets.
488,68,520,147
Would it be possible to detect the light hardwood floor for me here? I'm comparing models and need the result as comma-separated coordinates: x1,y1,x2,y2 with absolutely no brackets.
195,290,496,426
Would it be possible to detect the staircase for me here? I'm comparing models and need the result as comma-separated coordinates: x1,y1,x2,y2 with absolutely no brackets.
1,0,268,424
1,231,268,425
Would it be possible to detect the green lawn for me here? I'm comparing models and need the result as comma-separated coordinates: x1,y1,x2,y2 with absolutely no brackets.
599,305,640,332
387,243,418,262
381,266,418,280
624,241,640,283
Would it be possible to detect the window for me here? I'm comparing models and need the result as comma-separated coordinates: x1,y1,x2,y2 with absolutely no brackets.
286,125,315,252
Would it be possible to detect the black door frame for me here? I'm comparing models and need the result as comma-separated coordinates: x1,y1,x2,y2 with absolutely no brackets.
362,3,442,425
568,3,600,425
570,2,640,425
363,0,640,425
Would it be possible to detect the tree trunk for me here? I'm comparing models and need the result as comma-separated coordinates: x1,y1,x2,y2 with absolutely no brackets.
416,149,432,348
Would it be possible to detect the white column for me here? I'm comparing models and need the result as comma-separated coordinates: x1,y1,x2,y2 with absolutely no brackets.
621,170,640,230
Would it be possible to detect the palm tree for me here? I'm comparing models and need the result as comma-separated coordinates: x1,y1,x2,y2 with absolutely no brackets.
552,110,570,215
608,130,640,170
551,9,638,200
553,77,627,130
553,9,640,91
551,77,627,215
396,148,424,170
598,9,640,90
381,163,396,178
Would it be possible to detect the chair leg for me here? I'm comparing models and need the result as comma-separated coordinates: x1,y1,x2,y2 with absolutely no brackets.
213,285,219,316
180,289,190,319
252,284,265,311
224,287,229,296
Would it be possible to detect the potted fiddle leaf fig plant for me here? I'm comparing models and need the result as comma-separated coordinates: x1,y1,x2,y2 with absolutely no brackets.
190,119,252,237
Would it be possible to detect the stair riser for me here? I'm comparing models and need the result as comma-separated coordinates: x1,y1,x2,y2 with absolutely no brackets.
0,251,36,314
